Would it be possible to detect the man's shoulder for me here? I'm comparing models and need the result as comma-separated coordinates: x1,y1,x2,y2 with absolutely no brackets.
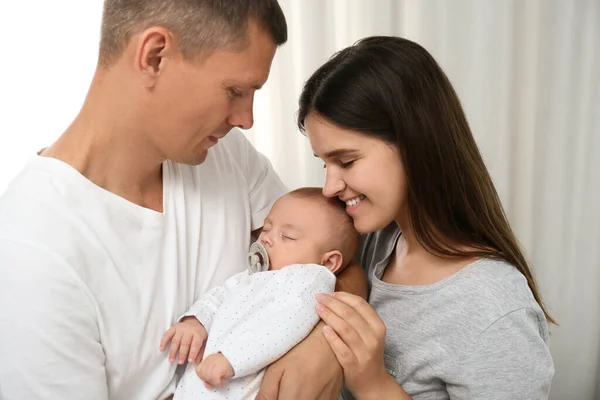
0,159,99,264
0,159,66,228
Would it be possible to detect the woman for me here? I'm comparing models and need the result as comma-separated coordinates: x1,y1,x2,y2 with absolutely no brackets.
302,37,555,399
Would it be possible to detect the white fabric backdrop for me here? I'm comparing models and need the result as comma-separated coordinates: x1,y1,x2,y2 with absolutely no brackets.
0,1,598,398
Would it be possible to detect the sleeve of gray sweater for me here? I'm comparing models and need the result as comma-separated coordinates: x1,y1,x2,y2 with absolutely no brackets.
446,307,554,399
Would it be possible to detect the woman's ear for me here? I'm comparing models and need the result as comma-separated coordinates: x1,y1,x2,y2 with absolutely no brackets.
321,250,343,274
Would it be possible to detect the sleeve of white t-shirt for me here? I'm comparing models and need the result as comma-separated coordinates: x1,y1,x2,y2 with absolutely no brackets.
226,129,288,231
182,270,249,332
217,264,336,378
0,241,108,400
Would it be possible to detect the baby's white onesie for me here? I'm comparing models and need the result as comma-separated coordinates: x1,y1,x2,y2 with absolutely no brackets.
173,263,336,400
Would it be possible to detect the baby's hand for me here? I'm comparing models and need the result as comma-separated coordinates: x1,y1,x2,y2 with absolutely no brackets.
196,352,235,389
160,316,208,364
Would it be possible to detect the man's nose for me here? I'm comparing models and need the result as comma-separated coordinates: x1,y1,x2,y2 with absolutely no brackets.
227,96,255,130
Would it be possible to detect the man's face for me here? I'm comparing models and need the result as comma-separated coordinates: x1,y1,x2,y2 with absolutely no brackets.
257,195,334,270
141,21,277,165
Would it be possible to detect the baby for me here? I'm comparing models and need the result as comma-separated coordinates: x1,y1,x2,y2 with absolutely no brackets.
162,187,359,400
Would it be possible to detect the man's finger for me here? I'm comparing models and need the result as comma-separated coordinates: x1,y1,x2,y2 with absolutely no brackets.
255,364,282,400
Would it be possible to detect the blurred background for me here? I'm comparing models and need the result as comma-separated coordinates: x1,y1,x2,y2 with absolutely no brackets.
0,1,598,398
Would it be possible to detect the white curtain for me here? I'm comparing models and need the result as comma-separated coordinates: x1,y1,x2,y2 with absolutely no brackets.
0,1,598,398
247,1,600,399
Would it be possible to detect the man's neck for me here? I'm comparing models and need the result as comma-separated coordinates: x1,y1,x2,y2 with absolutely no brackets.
43,80,165,212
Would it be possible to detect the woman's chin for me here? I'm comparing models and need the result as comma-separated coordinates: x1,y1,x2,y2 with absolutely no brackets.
353,217,390,234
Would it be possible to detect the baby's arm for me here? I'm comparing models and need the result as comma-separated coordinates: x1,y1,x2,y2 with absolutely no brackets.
183,271,248,331
161,271,248,364
213,265,336,380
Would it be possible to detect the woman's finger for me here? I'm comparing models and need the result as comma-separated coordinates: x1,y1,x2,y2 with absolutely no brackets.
316,293,372,344
316,298,365,352
332,292,385,330
321,325,358,369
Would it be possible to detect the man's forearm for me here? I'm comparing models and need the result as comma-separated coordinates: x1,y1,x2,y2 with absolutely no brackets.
335,260,368,299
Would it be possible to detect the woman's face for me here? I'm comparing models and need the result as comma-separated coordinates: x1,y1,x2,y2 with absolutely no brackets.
305,113,408,233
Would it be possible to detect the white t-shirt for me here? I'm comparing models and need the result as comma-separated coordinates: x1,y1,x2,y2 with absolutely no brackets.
0,129,287,400
174,264,336,400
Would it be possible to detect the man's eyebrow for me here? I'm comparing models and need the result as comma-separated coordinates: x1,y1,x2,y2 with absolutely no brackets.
313,149,359,159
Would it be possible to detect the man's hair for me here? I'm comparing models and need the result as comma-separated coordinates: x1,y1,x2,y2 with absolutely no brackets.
288,187,360,269
99,0,288,67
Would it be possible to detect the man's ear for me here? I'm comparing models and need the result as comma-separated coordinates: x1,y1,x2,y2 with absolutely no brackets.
321,250,343,274
135,27,174,87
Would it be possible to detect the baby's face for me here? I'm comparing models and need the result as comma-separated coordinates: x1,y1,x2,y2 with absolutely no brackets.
257,195,333,270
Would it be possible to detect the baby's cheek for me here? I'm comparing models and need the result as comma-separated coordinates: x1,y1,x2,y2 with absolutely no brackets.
271,247,298,269
267,247,287,270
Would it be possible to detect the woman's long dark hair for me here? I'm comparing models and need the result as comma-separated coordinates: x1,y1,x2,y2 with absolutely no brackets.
298,36,555,324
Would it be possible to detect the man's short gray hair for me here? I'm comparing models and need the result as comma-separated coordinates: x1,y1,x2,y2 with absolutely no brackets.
99,0,287,66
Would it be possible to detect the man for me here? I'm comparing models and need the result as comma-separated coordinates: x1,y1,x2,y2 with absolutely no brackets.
0,1,364,399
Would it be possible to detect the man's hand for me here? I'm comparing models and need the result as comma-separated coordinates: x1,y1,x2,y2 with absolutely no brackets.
160,316,207,364
256,322,343,400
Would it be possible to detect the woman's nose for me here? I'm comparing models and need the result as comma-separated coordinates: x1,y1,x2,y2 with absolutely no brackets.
322,170,346,198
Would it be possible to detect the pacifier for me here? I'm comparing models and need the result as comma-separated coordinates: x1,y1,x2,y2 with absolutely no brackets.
247,241,270,273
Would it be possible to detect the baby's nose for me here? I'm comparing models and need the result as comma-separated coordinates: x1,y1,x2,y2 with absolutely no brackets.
259,232,273,247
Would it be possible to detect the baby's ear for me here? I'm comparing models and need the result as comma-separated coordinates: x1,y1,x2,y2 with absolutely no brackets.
321,250,343,274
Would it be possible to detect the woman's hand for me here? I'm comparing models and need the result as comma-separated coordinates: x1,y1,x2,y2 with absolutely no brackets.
315,291,405,399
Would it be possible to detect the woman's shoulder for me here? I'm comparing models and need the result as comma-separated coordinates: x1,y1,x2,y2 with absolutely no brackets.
429,259,551,359
449,258,545,324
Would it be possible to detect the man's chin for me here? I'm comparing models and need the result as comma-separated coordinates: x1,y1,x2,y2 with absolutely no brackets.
191,150,209,165
171,149,209,166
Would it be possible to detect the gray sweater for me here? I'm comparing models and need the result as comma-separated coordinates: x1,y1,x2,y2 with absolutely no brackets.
341,224,554,400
